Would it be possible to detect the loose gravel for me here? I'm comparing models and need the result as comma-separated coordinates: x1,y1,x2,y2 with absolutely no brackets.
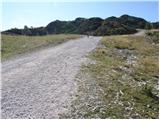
1,36,101,119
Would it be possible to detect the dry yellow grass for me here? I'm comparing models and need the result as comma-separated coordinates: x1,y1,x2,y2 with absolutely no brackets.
1,34,81,59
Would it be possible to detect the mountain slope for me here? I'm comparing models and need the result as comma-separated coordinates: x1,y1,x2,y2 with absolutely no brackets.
2,14,159,36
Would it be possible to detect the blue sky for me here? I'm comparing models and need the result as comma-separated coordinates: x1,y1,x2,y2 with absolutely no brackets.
1,1,159,30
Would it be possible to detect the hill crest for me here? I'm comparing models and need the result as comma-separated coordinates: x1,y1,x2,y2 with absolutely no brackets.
2,14,159,36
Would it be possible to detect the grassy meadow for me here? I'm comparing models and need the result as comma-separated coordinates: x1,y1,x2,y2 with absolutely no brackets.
1,34,81,60
89,35,158,118
67,32,159,119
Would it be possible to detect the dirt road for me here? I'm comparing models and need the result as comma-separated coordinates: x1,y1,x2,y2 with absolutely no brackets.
134,29,146,36
1,36,101,118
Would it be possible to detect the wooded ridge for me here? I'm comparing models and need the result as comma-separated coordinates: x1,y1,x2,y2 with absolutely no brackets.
2,14,159,36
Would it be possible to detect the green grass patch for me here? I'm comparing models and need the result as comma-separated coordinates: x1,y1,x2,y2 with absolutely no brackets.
146,31,159,44
80,35,159,118
134,57,159,80
101,36,134,50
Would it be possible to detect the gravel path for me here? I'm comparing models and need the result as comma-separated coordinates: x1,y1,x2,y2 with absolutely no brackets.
133,29,146,36
1,36,101,119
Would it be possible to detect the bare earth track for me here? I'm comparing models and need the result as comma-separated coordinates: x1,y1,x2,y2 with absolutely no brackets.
1,37,101,118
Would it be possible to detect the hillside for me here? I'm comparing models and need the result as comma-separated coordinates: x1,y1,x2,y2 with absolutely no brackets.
2,14,159,36
63,31,159,119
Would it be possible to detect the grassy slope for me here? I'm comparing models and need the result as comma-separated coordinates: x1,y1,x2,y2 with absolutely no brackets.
88,35,158,118
1,34,81,60
65,32,159,119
